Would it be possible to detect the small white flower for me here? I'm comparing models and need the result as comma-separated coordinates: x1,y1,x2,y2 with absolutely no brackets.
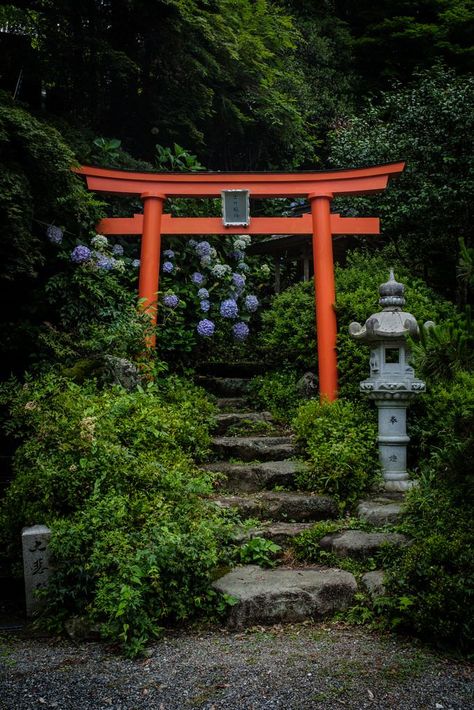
91,234,108,251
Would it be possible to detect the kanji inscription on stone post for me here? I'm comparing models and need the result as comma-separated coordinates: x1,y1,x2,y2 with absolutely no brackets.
22,525,52,616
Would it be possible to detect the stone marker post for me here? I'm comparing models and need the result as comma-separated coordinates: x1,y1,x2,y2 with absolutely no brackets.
349,271,432,492
22,525,51,616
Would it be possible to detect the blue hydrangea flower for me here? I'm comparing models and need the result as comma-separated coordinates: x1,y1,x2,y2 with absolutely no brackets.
163,249,175,259
200,299,210,312
188,239,197,248
200,255,212,267
162,261,174,273
230,250,245,261
112,244,124,256
232,273,246,290
233,322,249,341
191,272,204,285
71,245,92,263
220,298,239,319
245,295,259,312
197,319,215,337
163,294,179,308
237,262,250,273
132,259,140,268
198,288,209,299
96,255,115,271
195,241,211,257
46,225,63,244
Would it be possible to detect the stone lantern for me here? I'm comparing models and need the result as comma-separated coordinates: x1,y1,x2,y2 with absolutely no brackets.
349,270,431,492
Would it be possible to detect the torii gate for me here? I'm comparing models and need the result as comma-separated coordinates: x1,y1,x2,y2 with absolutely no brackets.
74,162,405,401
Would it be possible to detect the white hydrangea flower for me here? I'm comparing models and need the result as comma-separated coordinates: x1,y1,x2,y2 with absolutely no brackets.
237,234,251,246
260,264,271,277
200,255,212,267
210,247,217,258
234,239,247,251
91,234,108,251
212,263,232,279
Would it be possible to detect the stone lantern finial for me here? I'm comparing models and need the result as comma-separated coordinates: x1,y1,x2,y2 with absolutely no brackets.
379,269,405,309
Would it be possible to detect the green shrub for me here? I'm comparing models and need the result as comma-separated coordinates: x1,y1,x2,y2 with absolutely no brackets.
247,371,302,423
257,249,454,398
293,398,380,506
0,373,230,657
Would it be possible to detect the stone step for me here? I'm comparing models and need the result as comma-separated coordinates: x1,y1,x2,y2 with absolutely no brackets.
357,498,403,526
214,411,273,435
197,376,250,396
236,522,315,547
318,530,410,561
213,491,337,522
212,565,357,628
216,397,249,411
212,435,294,462
204,460,304,493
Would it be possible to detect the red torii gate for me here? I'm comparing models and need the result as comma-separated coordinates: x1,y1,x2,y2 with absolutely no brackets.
74,162,405,401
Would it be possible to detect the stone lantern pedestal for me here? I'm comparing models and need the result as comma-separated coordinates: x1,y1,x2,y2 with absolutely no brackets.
349,271,430,492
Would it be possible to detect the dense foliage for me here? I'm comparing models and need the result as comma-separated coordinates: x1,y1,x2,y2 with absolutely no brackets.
0,373,230,657
293,399,380,507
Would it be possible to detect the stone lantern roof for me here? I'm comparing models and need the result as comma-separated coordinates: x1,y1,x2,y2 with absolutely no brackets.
349,270,420,342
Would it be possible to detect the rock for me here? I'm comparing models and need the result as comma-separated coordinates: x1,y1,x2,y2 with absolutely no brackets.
212,565,357,628
249,522,315,547
212,436,294,462
361,571,386,600
198,377,250,396
213,491,337,522
214,411,273,435
205,459,304,493
216,397,248,411
318,530,410,560
357,499,403,526
296,372,318,399
64,616,101,640
102,355,141,391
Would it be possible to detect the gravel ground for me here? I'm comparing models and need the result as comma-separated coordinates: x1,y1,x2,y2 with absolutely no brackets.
0,623,472,710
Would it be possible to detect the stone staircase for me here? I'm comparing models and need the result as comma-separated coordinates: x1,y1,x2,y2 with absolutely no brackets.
198,374,408,629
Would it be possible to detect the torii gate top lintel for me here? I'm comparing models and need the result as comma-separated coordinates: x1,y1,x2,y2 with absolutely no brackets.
74,161,405,401
74,161,405,199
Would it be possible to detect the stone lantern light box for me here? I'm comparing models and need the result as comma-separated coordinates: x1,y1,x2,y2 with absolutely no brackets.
349,270,434,492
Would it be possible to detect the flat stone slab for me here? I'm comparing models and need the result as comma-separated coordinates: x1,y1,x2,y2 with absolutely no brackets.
198,377,250,396
361,570,386,600
319,530,410,560
212,436,294,462
250,522,315,547
357,499,403,526
216,397,248,411
212,565,357,628
213,491,337,522
214,411,273,435
205,459,305,493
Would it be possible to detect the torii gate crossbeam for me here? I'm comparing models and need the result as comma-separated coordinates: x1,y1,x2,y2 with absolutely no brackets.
74,162,405,401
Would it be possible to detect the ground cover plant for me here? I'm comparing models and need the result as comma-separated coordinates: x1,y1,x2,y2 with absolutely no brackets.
0,373,232,657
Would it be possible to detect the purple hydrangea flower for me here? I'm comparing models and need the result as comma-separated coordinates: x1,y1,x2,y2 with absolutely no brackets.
233,322,249,341
71,245,92,263
163,249,175,259
163,294,179,308
112,244,124,256
191,272,204,285
132,259,140,268
232,273,246,290
46,225,63,245
245,295,259,312
200,299,210,312
231,250,245,261
220,298,239,319
197,319,215,337
96,255,115,271
162,261,174,273
195,241,211,257
198,288,209,299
